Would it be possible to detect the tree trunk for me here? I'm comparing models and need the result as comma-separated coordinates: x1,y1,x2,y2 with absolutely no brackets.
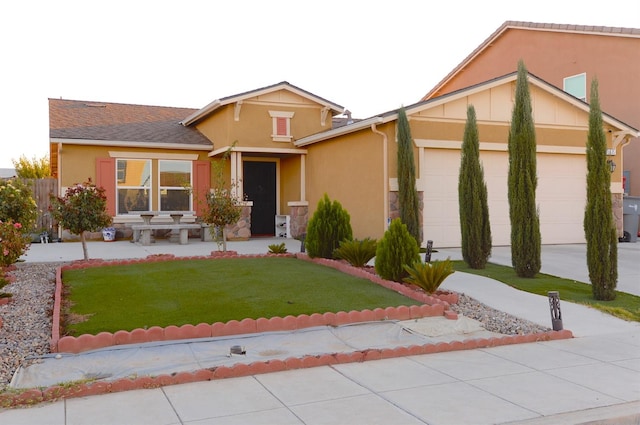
80,231,89,260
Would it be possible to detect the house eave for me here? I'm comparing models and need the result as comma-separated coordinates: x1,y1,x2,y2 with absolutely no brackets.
294,117,384,147
50,138,212,151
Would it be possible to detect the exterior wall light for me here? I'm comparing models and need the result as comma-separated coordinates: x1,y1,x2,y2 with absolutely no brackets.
607,159,616,173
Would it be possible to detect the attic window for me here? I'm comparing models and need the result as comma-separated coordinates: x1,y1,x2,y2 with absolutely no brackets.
563,73,586,101
269,110,295,142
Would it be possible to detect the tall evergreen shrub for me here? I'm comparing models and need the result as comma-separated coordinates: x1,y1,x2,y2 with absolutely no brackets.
374,218,420,282
397,108,421,245
508,60,541,278
584,78,617,300
459,105,492,269
305,194,352,258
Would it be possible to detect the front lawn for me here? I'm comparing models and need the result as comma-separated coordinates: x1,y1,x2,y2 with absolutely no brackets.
62,257,421,335
452,261,640,322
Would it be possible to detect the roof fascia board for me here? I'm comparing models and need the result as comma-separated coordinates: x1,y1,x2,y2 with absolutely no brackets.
208,145,308,157
50,138,212,151
181,83,344,126
294,117,384,147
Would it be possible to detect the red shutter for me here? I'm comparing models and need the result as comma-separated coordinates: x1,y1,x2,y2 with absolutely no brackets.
276,117,287,136
193,160,211,217
96,157,116,216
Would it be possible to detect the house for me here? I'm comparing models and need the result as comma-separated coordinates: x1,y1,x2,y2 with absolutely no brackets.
50,76,637,247
421,21,640,206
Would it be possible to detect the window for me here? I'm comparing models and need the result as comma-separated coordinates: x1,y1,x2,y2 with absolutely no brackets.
159,160,192,211
269,110,295,142
563,73,586,101
116,159,151,214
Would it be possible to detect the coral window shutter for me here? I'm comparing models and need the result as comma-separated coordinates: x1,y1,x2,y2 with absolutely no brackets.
193,160,211,217
96,157,116,216
276,117,287,136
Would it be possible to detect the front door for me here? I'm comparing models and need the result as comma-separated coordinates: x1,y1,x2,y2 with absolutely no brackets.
243,161,276,236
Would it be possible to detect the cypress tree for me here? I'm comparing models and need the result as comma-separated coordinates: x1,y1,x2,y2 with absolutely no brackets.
397,108,422,245
508,60,541,278
459,105,492,268
584,78,617,300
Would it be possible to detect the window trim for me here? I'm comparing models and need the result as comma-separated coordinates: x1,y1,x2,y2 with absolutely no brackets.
115,158,152,215
269,110,295,142
158,159,193,212
563,72,587,101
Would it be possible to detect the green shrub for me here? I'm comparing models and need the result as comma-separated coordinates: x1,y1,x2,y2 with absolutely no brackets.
306,194,353,258
0,178,37,232
403,258,455,293
375,218,420,282
267,242,288,254
334,238,377,267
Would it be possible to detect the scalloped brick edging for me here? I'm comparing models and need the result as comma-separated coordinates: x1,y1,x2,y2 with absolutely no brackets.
2,329,574,408
51,252,457,353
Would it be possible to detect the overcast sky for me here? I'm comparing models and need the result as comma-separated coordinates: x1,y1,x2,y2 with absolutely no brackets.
1,0,638,168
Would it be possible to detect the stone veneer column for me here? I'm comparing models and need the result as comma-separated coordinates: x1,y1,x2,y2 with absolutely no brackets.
289,205,309,239
612,193,623,237
388,191,424,242
226,204,252,240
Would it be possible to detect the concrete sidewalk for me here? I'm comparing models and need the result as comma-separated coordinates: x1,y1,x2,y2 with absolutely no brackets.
1,239,639,424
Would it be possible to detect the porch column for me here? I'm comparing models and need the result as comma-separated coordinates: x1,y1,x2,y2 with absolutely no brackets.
300,154,306,201
230,151,243,199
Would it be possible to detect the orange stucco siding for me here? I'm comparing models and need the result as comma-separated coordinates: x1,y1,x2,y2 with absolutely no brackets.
279,155,301,214
426,27,640,195
306,130,386,240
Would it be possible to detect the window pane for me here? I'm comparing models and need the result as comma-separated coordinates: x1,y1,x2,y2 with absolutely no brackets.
160,189,190,211
118,189,150,214
160,161,191,187
117,159,151,187
563,74,586,100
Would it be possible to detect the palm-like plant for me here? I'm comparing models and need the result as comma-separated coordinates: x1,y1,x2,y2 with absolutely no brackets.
402,258,455,293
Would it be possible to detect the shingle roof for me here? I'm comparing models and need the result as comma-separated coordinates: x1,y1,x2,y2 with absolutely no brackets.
423,20,640,100
49,99,212,147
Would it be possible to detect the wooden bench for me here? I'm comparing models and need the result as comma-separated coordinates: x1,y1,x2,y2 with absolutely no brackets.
131,224,201,245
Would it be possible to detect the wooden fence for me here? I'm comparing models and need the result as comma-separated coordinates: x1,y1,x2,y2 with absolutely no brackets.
20,178,58,233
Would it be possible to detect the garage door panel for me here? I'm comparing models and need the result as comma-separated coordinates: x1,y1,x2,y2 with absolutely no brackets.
422,149,586,248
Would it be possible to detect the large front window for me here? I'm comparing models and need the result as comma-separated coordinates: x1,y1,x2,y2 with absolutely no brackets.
159,160,192,211
116,159,151,214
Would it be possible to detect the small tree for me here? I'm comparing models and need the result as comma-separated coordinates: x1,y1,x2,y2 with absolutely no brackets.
459,105,492,268
508,60,541,278
50,179,112,260
201,150,243,252
374,218,420,282
584,78,617,300
397,108,422,245
305,194,353,258
12,154,51,178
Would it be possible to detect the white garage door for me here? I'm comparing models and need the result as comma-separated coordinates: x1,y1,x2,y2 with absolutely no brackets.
421,149,587,248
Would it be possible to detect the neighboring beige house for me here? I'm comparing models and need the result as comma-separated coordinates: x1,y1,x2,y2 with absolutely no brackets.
422,21,640,202
50,76,637,247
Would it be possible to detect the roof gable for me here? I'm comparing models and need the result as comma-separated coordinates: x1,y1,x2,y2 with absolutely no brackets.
423,20,640,100
181,81,344,126
295,72,638,147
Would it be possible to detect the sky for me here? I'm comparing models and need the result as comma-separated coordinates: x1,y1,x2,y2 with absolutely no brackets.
1,0,638,168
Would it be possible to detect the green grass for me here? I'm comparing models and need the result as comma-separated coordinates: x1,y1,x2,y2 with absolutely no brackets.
452,261,640,322
62,257,421,335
